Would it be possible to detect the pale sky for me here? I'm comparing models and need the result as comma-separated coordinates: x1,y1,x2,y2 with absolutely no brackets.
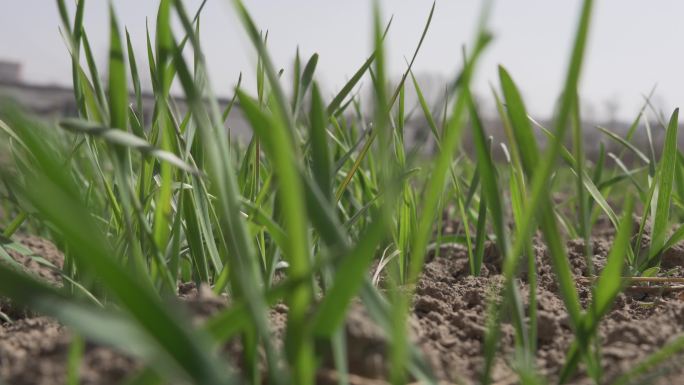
1,1,682,121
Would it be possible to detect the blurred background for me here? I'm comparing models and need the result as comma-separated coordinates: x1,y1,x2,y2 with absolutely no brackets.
0,0,682,156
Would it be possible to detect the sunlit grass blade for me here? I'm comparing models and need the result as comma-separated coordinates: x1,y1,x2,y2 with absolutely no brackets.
647,109,679,265
498,67,538,173
58,119,198,174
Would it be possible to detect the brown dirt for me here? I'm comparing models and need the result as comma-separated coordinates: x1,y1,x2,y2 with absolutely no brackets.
0,237,137,385
3,229,684,384
0,317,136,385
5,235,64,285
412,240,684,384
1,235,64,321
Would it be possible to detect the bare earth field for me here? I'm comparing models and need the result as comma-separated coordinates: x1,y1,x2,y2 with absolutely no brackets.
2,220,684,385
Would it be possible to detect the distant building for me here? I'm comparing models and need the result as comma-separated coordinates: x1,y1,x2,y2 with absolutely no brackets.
0,61,21,83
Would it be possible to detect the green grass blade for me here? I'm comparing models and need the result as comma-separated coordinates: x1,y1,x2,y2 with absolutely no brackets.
409,12,492,284
237,89,314,384
536,123,621,228
597,125,650,165
81,32,109,118
498,67,539,174
293,53,319,118
387,1,435,110
107,5,128,132
310,82,332,200
592,196,632,319
468,94,507,258
472,196,487,275
325,32,387,116
410,71,441,144
125,28,145,137
648,109,679,263
66,334,84,385
59,119,198,174
311,211,387,336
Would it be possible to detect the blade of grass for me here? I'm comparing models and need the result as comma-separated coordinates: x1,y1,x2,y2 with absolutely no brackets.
409,6,493,284
647,109,679,265
59,119,199,175
237,89,314,384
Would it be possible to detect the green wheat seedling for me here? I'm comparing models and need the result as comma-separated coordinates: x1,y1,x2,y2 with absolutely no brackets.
1,0,684,384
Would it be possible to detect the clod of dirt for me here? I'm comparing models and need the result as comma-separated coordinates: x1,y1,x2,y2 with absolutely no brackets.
178,281,230,324
660,242,684,269
1,236,66,321
414,249,514,384
1,238,141,385
0,317,136,385
7,235,65,286
629,215,684,269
